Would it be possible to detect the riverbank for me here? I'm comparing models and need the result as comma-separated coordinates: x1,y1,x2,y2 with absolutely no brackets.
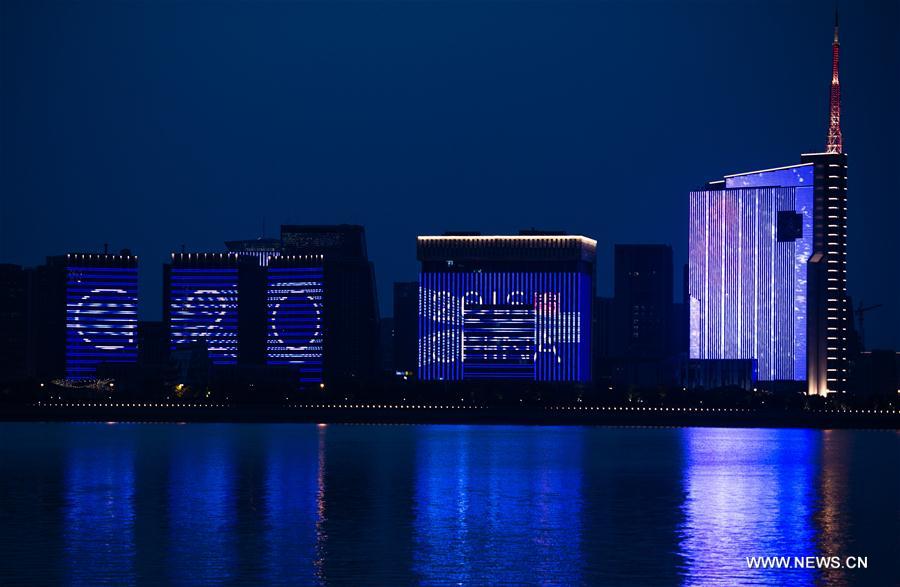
2,402,897,428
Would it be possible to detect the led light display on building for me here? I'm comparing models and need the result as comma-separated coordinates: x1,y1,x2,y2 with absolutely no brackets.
169,266,239,365
689,164,814,381
65,264,138,380
418,272,591,381
266,263,324,384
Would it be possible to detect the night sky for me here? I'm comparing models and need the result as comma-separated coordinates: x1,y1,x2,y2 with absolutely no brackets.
1,0,898,348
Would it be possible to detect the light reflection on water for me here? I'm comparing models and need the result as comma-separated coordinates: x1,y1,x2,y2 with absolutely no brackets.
413,426,583,585
678,428,817,586
64,440,136,585
0,423,896,586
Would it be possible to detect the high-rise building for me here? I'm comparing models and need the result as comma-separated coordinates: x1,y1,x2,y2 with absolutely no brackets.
165,253,242,366
803,151,849,394
417,232,595,382
166,250,330,387
393,281,418,376
613,245,673,359
61,253,139,380
689,163,815,383
807,9,851,395
689,14,849,393
280,225,380,382
688,155,848,389
266,255,325,384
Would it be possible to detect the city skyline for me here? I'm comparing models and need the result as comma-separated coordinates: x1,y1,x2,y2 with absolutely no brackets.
1,1,897,348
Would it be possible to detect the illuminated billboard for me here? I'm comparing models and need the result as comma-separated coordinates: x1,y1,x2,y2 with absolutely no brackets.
418,272,591,381
266,262,324,384
65,263,138,380
689,164,814,381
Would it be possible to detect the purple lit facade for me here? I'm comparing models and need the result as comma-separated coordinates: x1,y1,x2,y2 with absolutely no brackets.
689,165,814,382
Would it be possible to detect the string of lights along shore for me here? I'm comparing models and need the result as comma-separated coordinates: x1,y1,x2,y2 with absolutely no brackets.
1,11,884,398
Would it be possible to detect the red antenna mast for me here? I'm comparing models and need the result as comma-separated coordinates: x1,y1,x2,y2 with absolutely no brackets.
826,8,843,154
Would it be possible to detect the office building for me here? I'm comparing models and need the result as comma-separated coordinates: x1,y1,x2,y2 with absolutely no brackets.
165,253,241,365
417,232,595,382
281,225,380,382
689,14,849,392
689,163,815,382
613,245,673,359
59,253,139,380
266,255,325,384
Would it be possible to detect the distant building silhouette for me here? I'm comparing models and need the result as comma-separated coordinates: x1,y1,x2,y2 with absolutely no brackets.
591,296,613,384
417,231,595,382
280,225,380,382
378,317,394,373
613,245,673,359
850,351,899,398
0,264,29,382
393,281,418,376
225,237,282,266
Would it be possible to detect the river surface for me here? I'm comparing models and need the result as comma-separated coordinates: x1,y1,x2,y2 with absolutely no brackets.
0,423,896,586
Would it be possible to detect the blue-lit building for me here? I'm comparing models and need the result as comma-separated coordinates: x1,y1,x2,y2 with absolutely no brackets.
64,253,139,380
165,253,240,365
165,252,326,386
689,153,849,390
417,233,595,382
266,255,325,384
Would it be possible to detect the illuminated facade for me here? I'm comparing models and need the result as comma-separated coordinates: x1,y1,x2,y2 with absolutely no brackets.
266,256,325,384
64,254,139,380
417,234,595,382
690,165,814,381
689,154,848,389
691,15,850,392
166,254,240,365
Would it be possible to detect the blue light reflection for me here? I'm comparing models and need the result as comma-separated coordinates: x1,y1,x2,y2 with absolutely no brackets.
678,428,817,586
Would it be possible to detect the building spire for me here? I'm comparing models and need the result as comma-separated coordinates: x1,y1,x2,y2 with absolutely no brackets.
826,5,843,153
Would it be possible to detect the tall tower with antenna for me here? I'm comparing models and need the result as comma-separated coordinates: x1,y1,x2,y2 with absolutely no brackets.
804,6,850,395
826,8,843,154
689,10,852,395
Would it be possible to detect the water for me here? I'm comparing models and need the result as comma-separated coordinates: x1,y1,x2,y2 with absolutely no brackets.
0,423,896,586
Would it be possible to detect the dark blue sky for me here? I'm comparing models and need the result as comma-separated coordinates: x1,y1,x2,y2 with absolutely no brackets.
1,0,898,348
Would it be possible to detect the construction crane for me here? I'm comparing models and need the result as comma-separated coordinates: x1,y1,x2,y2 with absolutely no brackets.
855,301,883,352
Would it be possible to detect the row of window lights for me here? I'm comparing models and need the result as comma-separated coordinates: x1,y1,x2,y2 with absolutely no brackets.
34,402,896,416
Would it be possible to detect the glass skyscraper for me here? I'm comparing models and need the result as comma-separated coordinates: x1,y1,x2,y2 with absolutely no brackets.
689,153,849,390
